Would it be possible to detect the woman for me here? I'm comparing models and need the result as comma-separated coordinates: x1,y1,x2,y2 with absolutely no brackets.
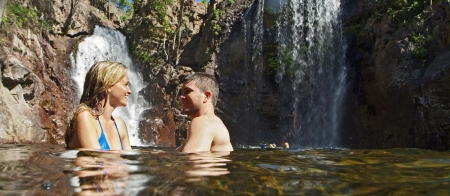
65,61,132,150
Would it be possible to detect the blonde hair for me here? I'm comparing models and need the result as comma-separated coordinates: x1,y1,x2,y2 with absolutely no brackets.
65,61,128,146
184,72,219,107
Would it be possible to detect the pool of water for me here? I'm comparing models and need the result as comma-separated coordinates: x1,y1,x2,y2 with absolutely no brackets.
1,144,450,195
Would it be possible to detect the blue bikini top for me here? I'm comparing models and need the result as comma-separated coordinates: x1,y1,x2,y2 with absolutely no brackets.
97,117,124,150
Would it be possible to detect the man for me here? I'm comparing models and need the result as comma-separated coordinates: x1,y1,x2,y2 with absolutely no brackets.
176,73,233,152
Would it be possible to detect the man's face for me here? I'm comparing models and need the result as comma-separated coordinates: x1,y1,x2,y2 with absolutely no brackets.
180,80,204,116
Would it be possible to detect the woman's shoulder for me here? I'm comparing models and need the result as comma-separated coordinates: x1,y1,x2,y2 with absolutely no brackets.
76,110,95,118
112,116,127,130
112,116,129,136
113,116,125,124
73,110,100,138
75,110,97,124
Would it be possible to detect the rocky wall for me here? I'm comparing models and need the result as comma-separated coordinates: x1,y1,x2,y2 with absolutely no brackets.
345,0,450,150
0,0,126,145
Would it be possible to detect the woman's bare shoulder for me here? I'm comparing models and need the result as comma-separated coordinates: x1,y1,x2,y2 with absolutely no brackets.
75,111,97,128
76,110,95,120
112,116,129,132
113,116,125,123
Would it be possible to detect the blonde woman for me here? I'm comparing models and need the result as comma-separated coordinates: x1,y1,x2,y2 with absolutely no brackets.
66,61,132,150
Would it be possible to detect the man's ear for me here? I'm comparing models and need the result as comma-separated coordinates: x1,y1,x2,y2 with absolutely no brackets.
204,91,212,102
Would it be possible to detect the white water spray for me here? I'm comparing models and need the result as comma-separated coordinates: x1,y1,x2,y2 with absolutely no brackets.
274,0,347,147
238,0,347,148
70,26,149,146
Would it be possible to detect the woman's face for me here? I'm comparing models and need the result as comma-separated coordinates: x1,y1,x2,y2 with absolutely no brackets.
108,74,131,107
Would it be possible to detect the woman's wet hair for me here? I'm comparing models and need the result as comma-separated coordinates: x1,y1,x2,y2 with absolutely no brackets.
65,61,128,147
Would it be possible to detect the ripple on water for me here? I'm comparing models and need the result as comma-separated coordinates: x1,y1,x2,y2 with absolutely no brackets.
1,145,450,195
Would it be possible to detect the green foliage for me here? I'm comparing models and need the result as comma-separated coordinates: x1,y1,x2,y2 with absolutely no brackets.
214,9,223,20
412,33,425,44
212,24,221,35
132,45,161,64
3,2,46,29
413,46,427,62
228,0,235,5
379,0,429,25
202,0,208,6
411,32,433,62
150,0,176,37
267,57,283,73
120,15,128,22
267,46,296,74
115,0,133,12
344,10,372,39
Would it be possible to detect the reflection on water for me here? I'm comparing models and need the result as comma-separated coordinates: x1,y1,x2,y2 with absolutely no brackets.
69,151,129,195
1,144,450,195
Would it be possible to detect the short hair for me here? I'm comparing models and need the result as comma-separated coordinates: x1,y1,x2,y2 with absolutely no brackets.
184,72,219,107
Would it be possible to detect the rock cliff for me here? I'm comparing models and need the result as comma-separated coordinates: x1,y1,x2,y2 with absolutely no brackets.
345,0,450,150
0,0,125,144
1,0,450,150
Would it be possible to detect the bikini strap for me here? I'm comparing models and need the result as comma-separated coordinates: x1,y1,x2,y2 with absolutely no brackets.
112,117,124,150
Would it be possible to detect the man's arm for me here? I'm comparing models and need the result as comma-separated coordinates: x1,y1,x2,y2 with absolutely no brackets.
181,117,215,153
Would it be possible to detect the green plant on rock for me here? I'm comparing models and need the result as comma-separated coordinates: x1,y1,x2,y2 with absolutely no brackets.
413,46,427,62
212,23,221,35
132,44,161,64
120,15,128,22
148,0,176,37
411,32,433,62
412,33,426,44
267,57,283,73
266,46,297,75
381,0,429,25
3,2,47,29
214,9,223,20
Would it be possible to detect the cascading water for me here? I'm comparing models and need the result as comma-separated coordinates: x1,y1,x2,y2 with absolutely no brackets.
266,0,347,148
220,0,347,148
70,26,149,146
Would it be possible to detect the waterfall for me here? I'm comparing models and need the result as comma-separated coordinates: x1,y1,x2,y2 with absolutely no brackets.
226,0,347,148
270,0,347,148
70,26,149,146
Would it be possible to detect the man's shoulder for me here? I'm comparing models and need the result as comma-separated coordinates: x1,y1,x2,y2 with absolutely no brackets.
190,115,227,132
191,114,224,124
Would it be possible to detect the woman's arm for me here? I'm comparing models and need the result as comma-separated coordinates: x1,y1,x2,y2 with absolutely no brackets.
115,117,132,150
76,111,102,149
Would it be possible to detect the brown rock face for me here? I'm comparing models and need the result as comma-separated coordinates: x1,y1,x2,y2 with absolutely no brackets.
3,0,450,151
0,0,126,145
138,83,177,147
137,65,194,147
345,0,450,150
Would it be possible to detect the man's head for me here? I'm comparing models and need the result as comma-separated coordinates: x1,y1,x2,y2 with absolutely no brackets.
183,73,219,107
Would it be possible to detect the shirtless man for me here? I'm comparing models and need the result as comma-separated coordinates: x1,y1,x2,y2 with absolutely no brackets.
176,73,233,152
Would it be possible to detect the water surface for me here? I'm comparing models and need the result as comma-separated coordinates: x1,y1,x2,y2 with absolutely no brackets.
0,144,449,195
